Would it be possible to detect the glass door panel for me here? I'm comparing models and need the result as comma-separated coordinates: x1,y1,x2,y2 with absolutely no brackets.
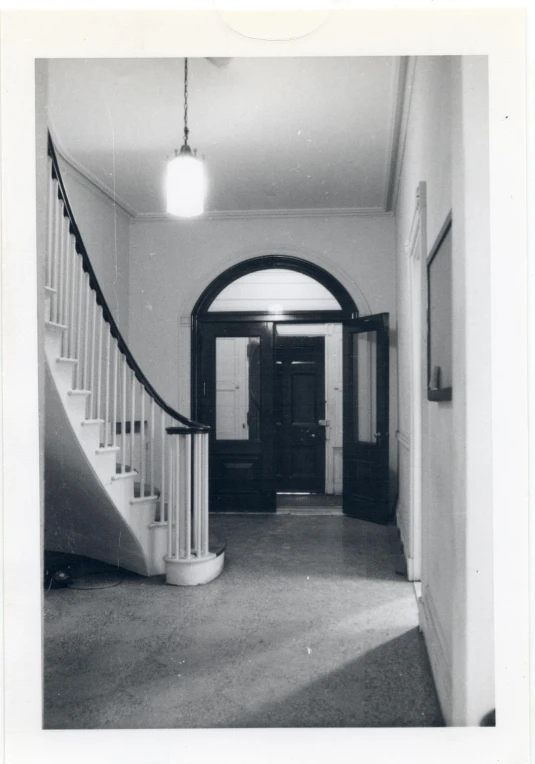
343,314,390,523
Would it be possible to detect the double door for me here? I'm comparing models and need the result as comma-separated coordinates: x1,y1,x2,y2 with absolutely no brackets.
196,314,389,522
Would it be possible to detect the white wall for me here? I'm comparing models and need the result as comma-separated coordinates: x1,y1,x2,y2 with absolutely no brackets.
395,56,493,725
56,155,132,339
127,212,398,492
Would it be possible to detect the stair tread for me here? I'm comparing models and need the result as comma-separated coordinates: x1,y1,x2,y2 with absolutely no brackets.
45,320,67,330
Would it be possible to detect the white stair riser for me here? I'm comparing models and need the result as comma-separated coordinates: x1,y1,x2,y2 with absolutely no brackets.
126,503,165,575
45,318,220,585
55,360,77,389
46,323,156,558
95,450,122,482
44,325,64,360
66,394,90,423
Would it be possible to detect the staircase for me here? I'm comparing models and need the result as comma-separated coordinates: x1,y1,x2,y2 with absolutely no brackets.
44,135,225,585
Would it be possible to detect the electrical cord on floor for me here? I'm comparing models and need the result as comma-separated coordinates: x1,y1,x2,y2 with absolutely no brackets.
67,571,126,590
45,568,126,591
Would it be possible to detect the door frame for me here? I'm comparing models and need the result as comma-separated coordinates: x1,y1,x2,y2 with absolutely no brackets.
191,255,359,422
403,182,427,581
190,256,359,510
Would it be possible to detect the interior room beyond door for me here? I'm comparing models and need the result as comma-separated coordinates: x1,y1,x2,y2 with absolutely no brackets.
275,335,326,493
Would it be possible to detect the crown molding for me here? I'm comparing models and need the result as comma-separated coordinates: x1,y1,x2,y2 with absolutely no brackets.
48,122,137,219
134,207,392,222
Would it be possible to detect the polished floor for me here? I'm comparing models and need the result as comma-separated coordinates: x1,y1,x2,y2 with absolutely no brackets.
43,515,444,729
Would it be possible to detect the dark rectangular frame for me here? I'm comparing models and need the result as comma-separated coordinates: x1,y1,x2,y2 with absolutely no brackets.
427,211,453,402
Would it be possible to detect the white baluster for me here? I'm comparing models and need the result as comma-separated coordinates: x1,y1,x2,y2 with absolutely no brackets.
112,339,118,449
46,171,54,290
52,203,62,323
96,307,103,426
167,437,174,559
90,297,97,416
193,433,202,556
140,388,146,498
150,398,155,500
61,220,69,331
104,327,111,445
61,220,71,356
121,356,127,473
183,434,191,560
202,432,209,556
82,273,90,391
130,370,136,472
75,257,84,386
161,409,166,522
69,235,77,358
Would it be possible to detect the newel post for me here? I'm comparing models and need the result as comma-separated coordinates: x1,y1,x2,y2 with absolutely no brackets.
163,426,224,586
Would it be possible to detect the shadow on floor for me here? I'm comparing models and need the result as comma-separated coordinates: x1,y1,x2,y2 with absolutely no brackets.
43,516,442,729
223,627,445,728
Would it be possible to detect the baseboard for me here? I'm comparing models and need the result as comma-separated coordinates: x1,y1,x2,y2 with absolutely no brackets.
396,504,415,577
397,502,409,551
418,587,452,724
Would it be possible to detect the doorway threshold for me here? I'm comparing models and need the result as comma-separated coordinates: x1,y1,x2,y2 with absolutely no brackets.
276,493,343,515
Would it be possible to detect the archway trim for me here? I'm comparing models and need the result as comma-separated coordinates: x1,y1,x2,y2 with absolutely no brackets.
192,254,359,318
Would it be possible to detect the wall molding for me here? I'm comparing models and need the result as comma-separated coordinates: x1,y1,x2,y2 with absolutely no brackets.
134,207,392,222
58,155,135,222
404,182,427,260
384,57,409,211
390,57,418,215
48,124,394,223
418,585,452,725
396,499,413,577
49,122,137,219
396,429,410,450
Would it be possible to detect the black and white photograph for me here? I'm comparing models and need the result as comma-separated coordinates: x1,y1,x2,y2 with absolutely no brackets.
1,5,530,764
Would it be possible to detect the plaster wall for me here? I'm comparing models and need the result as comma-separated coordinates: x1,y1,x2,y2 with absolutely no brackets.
394,56,493,725
127,213,397,485
56,155,132,339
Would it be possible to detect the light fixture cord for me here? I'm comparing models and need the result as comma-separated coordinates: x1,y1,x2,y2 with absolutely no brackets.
183,57,189,146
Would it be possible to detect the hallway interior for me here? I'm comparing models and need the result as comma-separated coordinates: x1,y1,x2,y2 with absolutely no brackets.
44,514,443,729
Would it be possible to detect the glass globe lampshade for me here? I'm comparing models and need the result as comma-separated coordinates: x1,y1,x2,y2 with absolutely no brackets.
166,145,207,218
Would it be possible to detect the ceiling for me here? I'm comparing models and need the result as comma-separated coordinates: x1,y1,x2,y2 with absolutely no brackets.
47,56,406,217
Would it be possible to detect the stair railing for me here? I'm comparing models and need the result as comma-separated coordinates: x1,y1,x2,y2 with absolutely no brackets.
46,134,212,572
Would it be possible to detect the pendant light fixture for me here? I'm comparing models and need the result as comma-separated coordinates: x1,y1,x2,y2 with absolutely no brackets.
166,58,207,217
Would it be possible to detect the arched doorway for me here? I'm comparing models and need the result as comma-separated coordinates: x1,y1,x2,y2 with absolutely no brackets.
192,255,391,521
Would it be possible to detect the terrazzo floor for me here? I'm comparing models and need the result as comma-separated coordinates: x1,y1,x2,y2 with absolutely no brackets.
43,514,444,729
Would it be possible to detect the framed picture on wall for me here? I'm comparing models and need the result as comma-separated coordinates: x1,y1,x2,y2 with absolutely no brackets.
427,211,453,402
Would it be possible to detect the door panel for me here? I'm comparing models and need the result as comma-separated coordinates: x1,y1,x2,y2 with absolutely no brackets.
199,322,274,512
275,336,325,492
343,314,390,523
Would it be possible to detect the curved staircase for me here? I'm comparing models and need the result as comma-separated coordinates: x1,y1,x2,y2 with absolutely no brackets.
44,135,225,585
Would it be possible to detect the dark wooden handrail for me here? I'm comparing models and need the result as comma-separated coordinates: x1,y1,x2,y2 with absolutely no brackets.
47,133,209,432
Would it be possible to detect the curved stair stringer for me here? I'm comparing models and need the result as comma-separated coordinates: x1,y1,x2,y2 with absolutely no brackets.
44,324,167,576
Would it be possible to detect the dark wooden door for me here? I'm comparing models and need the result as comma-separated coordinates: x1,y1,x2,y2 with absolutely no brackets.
275,336,326,492
343,314,390,523
198,321,275,512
